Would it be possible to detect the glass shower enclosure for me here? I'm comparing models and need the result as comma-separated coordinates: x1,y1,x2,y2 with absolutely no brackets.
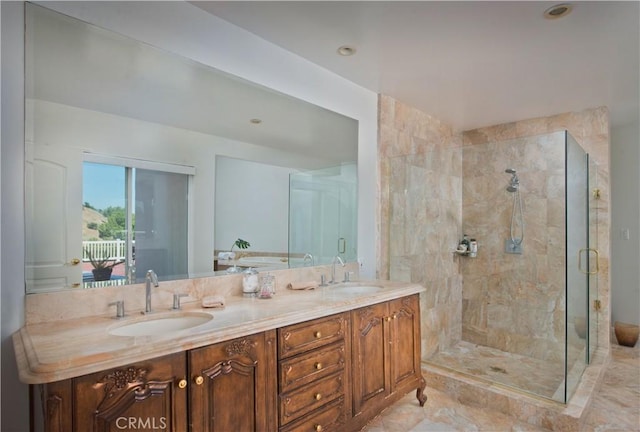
391,131,598,403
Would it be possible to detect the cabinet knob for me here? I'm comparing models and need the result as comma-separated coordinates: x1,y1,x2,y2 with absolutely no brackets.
393,314,397,320
314,331,322,338
314,393,322,401
194,376,204,385
314,425,323,432
177,379,187,389
314,362,323,370
386,316,392,322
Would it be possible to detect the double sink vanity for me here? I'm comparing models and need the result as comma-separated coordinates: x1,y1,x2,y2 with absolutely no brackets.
14,276,427,432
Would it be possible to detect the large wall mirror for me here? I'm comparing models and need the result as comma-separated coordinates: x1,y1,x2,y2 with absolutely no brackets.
25,3,358,294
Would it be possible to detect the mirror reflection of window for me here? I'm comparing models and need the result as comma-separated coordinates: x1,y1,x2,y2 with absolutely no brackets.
82,162,127,285
82,160,190,287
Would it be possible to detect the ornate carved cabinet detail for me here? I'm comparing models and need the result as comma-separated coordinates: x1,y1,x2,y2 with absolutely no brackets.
350,294,426,430
42,352,188,432
189,330,277,432
40,334,276,432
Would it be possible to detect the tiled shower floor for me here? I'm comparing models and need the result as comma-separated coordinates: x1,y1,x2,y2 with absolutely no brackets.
426,341,565,399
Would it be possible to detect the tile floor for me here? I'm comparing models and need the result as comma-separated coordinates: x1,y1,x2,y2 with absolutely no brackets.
363,344,639,431
427,341,565,400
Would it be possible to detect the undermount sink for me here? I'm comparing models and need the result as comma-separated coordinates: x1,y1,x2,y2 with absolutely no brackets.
109,312,213,337
329,284,384,296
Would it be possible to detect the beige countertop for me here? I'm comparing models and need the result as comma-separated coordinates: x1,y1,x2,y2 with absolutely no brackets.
14,280,425,384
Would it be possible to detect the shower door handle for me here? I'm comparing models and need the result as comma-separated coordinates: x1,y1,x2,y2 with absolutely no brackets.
338,237,346,254
578,248,599,275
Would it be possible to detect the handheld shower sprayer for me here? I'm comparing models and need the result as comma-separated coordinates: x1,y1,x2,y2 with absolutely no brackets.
505,168,524,253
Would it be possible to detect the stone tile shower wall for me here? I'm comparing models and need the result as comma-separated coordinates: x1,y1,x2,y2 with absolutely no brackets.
377,95,463,358
379,97,611,364
462,107,611,357
459,132,568,362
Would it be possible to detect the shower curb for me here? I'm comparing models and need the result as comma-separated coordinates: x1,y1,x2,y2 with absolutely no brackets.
421,347,609,431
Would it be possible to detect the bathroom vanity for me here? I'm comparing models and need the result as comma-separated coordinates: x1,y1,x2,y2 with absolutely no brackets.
14,281,426,432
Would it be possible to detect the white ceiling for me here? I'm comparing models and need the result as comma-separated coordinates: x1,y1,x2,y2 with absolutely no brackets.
194,1,640,130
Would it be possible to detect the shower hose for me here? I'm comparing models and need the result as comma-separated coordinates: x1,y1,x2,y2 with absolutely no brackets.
510,189,525,246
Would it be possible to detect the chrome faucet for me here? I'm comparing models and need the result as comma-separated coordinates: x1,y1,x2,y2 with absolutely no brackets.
145,270,159,313
330,255,345,284
303,253,314,266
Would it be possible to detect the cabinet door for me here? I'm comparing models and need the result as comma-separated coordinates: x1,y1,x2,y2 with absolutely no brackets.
189,331,277,432
351,302,390,415
72,352,188,432
389,295,422,391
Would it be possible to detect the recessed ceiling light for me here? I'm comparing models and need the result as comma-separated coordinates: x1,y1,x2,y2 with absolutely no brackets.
337,45,357,56
544,3,573,19
249,118,262,125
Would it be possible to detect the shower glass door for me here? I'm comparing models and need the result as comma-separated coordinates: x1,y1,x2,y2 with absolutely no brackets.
588,159,599,361
565,132,589,402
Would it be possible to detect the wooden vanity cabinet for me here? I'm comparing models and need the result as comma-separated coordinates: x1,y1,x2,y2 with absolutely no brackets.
41,332,277,432
277,312,351,431
43,352,188,432
189,330,277,432
39,294,426,432
351,294,426,429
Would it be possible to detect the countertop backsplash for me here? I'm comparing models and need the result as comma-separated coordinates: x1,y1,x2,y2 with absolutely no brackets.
25,262,360,325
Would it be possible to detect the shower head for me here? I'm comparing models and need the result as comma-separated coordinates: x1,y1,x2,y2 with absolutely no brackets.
506,168,520,192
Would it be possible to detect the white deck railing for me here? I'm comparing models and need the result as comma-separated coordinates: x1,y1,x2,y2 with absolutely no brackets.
83,240,127,261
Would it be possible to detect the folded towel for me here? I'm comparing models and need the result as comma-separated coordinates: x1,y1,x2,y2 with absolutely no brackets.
201,295,225,308
217,252,236,260
287,281,318,290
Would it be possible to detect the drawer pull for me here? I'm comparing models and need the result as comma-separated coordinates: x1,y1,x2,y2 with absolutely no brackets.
314,425,323,432
178,379,187,389
194,376,204,385
314,393,322,401
314,362,323,370
314,331,322,338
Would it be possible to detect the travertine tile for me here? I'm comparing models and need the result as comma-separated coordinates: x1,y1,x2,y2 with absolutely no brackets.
365,344,636,432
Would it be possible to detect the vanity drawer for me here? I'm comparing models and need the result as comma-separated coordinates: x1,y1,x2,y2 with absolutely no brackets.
280,341,346,393
279,397,347,432
279,313,348,359
279,371,345,426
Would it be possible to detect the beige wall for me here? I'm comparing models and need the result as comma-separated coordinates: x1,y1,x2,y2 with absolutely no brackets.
379,96,611,361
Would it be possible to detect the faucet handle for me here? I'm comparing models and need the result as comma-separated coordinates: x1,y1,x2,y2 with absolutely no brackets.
173,293,188,310
319,274,328,287
108,300,125,318
343,271,353,283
